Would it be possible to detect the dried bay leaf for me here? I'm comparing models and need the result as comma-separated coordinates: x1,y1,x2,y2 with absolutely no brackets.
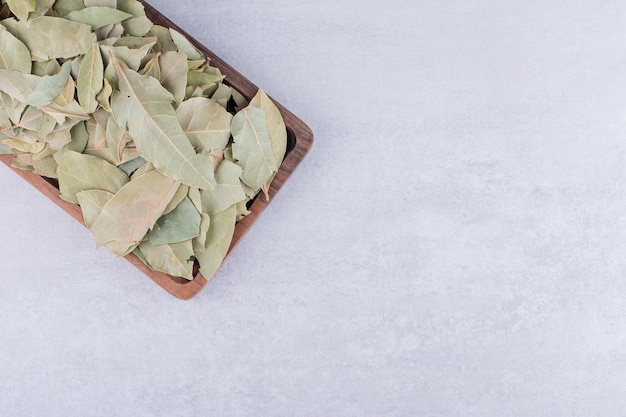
57,150,129,203
158,51,187,105
195,205,237,281
130,160,154,179
76,189,137,256
105,115,132,163
77,189,114,228
52,0,84,17
66,121,88,153
116,0,152,37
65,6,132,29
84,0,117,8
31,143,55,161
77,42,104,114
96,22,124,45
231,88,249,112
1,137,45,153
12,152,33,169
187,69,224,90
42,127,72,150
90,169,179,246
187,186,202,212
232,105,277,192
43,100,90,123
148,24,176,54
169,28,203,61
28,0,54,21
2,16,96,61
4,0,35,21
113,35,156,49
250,89,287,197
139,52,160,79
95,78,112,111
31,60,61,77
176,97,232,151
0,68,40,102
193,213,211,253
200,160,247,215
18,106,56,136
32,154,58,178
101,40,155,75
53,75,76,107
137,239,194,280
27,61,72,108
118,156,146,176
0,106,11,130
250,89,287,172
113,63,216,190
0,24,31,73
84,111,107,153
148,196,201,245
211,83,232,109
162,184,189,215
236,199,252,222
0,91,27,124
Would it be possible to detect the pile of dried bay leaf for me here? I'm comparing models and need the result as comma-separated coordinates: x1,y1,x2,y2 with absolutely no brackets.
0,0,287,281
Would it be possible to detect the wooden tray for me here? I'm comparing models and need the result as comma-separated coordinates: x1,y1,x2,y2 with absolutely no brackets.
0,1,313,300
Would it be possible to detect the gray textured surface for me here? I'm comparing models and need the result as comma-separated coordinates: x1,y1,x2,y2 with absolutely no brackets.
2,1,626,415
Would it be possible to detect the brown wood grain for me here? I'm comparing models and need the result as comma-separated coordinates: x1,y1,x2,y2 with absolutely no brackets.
0,1,313,300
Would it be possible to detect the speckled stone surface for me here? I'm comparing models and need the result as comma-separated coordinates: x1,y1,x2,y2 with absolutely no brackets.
2,1,626,415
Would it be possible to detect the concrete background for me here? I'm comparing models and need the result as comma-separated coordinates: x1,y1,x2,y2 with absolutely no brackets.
2,0,626,415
